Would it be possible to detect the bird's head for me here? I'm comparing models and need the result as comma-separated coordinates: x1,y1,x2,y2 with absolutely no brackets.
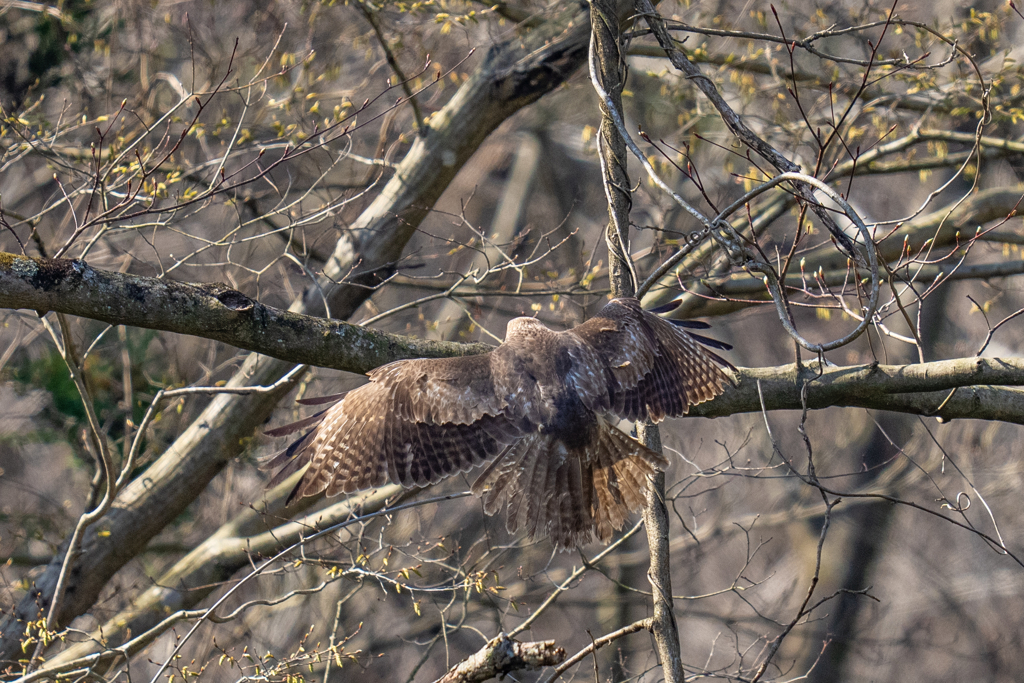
505,316,551,342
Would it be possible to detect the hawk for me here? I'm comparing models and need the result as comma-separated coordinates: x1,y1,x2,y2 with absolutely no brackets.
264,297,732,549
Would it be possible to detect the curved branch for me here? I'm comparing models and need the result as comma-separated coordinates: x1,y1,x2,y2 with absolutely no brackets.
724,172,880,353
542,619,651,683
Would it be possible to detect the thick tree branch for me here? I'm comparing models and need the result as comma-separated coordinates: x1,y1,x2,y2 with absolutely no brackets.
0,252,488,374
435,634,565,683
692,357,1024,423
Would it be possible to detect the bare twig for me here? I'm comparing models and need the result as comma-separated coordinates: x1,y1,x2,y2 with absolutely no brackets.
543,619,653,682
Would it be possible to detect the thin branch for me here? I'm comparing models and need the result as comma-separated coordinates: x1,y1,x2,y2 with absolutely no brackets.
357,2,426,133
542,619,653,682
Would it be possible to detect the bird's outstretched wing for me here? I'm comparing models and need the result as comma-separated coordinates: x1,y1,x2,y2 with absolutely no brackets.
263,354,523,504
568,297,732,422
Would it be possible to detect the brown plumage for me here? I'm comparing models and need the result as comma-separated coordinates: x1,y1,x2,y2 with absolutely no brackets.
264,297,732,549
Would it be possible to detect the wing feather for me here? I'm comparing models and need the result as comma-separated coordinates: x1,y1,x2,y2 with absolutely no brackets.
375,354,506,424
265,353,524,504
569,298,730,422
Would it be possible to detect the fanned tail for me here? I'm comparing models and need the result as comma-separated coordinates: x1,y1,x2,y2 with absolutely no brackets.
472,420,667,550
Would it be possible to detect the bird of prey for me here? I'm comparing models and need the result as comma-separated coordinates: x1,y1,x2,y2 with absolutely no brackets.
264,297,733,549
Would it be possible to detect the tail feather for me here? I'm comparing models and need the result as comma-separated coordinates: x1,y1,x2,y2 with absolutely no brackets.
546,453,567,545
473,440,525,515
472,421,668,549
519,436,552,538
554,448,590,549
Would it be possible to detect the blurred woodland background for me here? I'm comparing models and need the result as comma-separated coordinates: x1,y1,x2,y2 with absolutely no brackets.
2,0,1024,681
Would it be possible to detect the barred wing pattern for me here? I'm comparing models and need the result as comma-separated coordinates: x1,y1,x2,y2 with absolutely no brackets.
568,297,729,422
264,297,732,548
265,354,523,502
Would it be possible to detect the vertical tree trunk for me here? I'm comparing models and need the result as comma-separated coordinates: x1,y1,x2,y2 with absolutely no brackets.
590,1,685,680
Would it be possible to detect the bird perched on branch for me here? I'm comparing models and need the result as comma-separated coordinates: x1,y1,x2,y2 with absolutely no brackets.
264,297,733,549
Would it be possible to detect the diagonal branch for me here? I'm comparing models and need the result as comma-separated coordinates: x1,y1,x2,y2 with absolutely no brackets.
0,252,489,374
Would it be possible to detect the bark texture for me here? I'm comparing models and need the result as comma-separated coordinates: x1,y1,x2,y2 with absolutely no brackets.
0,251,489,373
436,634,565,683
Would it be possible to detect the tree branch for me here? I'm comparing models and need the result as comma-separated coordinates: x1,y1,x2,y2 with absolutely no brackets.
0,252,488,374
692,358,1024,423
543,618,653,682
435,634,565,683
